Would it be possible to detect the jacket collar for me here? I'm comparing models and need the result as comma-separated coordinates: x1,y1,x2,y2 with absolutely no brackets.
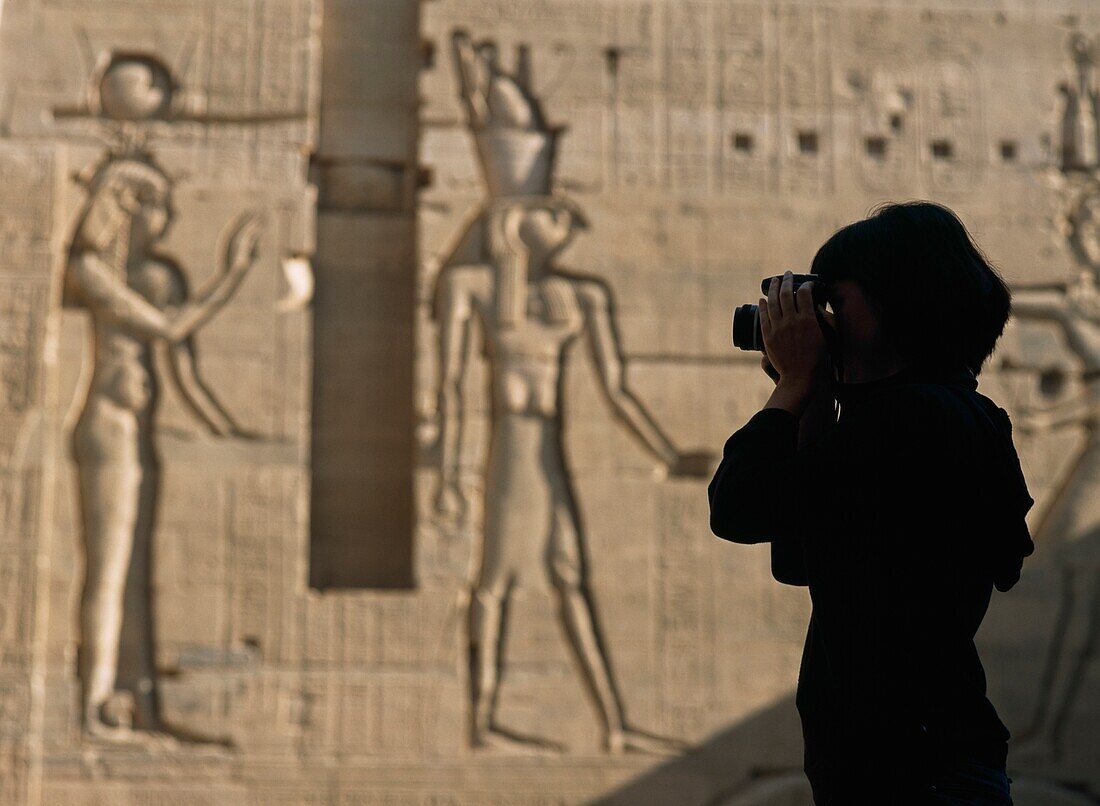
834,364,977,407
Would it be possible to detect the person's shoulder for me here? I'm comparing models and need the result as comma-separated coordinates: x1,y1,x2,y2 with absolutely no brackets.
848,381,975,431
899,381,1012,443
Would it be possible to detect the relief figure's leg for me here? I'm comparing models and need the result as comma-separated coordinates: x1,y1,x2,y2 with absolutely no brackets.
547,496,624,742
77,460,143,738
471,463,513,744
118,454,161,731
548,482,687,756
470,563,562,752
471,421,563,753
112,449,230,747
1015,440,1100,762
470,569,508,741
1021,566,1100,760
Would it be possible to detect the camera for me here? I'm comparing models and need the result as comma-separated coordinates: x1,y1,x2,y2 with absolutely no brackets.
732,274,827,352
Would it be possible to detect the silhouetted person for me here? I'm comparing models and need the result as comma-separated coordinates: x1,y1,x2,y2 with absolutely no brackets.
709,202,1035,804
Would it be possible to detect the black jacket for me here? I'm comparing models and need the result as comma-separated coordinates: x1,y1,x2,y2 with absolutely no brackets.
708,366,1034,802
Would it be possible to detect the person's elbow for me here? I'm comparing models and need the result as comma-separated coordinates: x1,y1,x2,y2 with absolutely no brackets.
709,513,772,544
707,429,789,544
708,478,771,544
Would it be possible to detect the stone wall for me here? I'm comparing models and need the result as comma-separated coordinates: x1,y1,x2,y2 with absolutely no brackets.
415,0,1100,801
0,0,1090,803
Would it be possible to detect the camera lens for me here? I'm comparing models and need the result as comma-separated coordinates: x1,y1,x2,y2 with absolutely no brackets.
732,303,762,352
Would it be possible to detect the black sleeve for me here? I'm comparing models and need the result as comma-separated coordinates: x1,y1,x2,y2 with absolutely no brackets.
708,407,820,586
976,406,1036,592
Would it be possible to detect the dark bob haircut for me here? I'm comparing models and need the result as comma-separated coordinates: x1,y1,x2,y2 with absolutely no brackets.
810,201,1011,377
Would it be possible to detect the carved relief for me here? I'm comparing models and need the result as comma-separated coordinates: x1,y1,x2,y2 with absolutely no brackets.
65,148,263,745
1058,34,1100,174
54,47,308,127
920,60,984,192
451,30,562,199
431,31,710,755
60,51,268,745
1008,33,1100,764
849,67,917,192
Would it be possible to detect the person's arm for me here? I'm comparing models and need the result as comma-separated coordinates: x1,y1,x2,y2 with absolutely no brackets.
983,408,1036,592
797,383,837,449
759,354,837,448
707,406,827,545
752,357,835,585
710,274,835,582
946,403,1036,593
708,402,833,587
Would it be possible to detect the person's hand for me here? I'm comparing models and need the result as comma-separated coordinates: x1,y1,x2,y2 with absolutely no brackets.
759,271,830,392
760,355,780,385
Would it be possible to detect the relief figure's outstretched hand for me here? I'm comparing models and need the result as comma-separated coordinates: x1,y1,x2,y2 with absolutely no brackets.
166,211,266,342
223,211,266,276
664,450,715,479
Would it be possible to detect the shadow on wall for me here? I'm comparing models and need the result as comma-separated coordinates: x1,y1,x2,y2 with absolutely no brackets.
594,693,1099,806
594,545,1100,806
591,695,805,806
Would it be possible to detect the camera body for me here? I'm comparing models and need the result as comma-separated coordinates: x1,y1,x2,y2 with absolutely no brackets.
732,273,827,352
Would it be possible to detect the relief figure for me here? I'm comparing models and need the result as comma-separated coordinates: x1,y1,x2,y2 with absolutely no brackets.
1010,270,1100,761
64,153,262,742
434,196,709,754
1008,38,1100,759
1059,33,1100,173
451,29,545,132
449,30,561,200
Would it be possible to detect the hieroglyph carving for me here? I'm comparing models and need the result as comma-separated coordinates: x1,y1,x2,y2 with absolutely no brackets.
1009,32,1100,763
64,151,262,744
432,31,710,755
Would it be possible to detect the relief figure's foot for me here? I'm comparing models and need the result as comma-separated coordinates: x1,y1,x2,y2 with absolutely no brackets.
473,725,566,755
84,715,139,744
606,727,688,756
84,693,230,750
154,717,234,749
83,693,138,744
84,712,178,751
